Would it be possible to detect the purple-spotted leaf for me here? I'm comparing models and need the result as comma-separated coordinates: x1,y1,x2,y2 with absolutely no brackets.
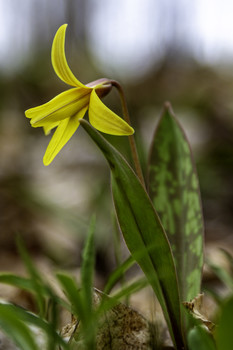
148,103,204,302
80,119,184,350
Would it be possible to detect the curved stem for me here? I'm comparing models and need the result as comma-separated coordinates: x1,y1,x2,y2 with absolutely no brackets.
111,80,145,188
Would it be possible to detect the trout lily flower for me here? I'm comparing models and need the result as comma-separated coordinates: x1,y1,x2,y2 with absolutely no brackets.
25,24,134,165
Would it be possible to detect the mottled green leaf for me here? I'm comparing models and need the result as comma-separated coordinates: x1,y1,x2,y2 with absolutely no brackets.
80,119,184,349
148,103,204,302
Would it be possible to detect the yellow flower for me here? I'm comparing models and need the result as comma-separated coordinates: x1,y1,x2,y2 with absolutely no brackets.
25,24,134,166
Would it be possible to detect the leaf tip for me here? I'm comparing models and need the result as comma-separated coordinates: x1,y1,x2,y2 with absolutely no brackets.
163,101,174,116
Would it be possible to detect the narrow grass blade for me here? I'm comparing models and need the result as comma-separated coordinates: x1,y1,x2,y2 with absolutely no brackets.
216,296,233,350
104,256,135,294
97,277,148,318
57,273,97,349
56,273,84,319
57,220,97,349
0,273,34,291
111,277,148,301
17,236,47,317
80,119,184,349
148,103,204,302
207,260,233,291
0,303,69,350
219,249,233,272
0,303,40,350
80,215,95,316
0,272,70,312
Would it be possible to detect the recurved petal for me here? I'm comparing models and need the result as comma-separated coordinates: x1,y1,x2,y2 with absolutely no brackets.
43,107,87,166
25,88,90,127
52,24,89,89
89,90,134,135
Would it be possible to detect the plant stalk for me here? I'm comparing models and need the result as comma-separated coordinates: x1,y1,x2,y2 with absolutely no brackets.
111,80,145,188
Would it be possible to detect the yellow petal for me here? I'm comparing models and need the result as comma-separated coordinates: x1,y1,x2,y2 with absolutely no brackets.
25,88,90,127
89,90,134,135
43,122,59,135
52,24,89,89
43,107,87,166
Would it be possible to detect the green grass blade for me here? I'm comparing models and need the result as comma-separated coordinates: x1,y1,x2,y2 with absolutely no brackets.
80,215,95,316
104,256,135,294
207,260,233,291
58,218,96,321
16,236,47,317
56,273,84,319
80,119,184,349
0,303,69,349
0,273,34,290
111,277,148,301
57,221,97,349
57,273,96,349
148,103,204,302
96,277,148,318
0,303,40,350
0,272,70,312
216,296,233,350
219,249,233,272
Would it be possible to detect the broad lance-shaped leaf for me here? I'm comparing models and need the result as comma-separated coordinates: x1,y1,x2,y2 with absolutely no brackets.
80,119,184,349
148,103,204,302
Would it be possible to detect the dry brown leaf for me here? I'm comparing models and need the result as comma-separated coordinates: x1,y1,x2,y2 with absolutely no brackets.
183,293,215,332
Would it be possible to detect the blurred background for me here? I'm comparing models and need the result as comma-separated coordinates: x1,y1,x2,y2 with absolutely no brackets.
0,0,233,290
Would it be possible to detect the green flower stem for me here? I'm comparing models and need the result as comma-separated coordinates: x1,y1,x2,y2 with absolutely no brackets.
111,80,145,188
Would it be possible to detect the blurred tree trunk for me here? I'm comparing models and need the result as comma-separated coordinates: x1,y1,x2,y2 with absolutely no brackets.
65,0,88,50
